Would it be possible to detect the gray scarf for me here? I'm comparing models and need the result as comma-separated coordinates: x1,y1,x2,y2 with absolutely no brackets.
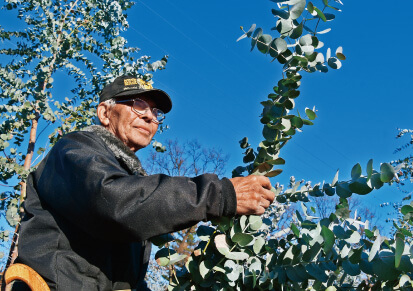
82,125,147,176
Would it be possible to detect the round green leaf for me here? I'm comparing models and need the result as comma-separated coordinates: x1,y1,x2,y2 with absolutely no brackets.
307,2,314,14
314,7,327,22
399,274,411,288
263,124,278,141
342,260,360,276
380,163,396,182
366,159,373,180
197,225,216,241
351,163,362,180
253,237,265,254
370,172,384,189
336,52,346,60
336,182,352,198
271,8,289,20
395,234,404,268
265,169,283,177
368,234,381,262
224,260,241,282
324,13,336,21
200,260,213,278
150,233,175,246
251,28,263,51
249,215,263,230
345,230,361,244
267,157,285,165
246,24,256,38
301,45,314,55
305,107,317,120
321,226,335,254
257,34,272,53
270,38,288,57
305,263,328,282
349,177,373,195
232,233,254,246
226,251,249,261
215,234,230,256
155,248,175,266
372,252,402,281
401,205,413,215
290,23,303,39
327,57,342,69
299,34,312,46
290,0,306,20
291,116,303,128
276,19,293,35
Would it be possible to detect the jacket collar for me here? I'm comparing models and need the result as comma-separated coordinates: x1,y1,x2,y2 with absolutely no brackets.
82,125,147,176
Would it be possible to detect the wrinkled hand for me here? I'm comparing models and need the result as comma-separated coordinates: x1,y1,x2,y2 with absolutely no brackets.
229,175,275,215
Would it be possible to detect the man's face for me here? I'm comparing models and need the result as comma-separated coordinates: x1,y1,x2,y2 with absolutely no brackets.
106,95,159,152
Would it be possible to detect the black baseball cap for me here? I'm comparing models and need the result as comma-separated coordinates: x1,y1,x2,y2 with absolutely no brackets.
99,75,172,113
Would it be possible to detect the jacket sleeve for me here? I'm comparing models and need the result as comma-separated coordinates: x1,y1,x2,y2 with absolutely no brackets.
36,131,237,242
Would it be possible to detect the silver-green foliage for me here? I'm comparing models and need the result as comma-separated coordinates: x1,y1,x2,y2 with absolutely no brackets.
153,0,413,289
0,0,167,228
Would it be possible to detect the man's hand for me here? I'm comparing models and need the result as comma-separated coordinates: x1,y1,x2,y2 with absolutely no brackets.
229,175,275,215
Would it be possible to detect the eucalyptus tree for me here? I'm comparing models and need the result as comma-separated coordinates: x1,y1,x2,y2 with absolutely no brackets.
152,0,412,289
144,139,229,289
0,0,167,264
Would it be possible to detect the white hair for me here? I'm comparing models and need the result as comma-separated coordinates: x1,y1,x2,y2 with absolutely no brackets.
94,99,116,125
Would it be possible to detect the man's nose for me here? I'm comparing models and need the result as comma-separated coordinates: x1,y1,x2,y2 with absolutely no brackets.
139,108,154,122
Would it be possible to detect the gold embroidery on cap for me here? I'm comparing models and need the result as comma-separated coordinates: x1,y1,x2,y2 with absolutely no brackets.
137,78,153,89
124,78,153,89
124,78,138,86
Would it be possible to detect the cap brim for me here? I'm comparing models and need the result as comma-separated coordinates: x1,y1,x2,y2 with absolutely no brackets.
114,89,172,113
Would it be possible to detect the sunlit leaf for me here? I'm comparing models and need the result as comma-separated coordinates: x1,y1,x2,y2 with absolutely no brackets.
155,248,175,266
232,233,254,246
307,2,314,13
215,234,230,256
331,169,339,187
305,107,317,120
290,0,306,20
368,233,381,262
265,169,283,177
226,251,249,261
314,7,326,21
317,28,331,34
321,226,334,254
253,237,265,254
251,28,263,51
249,215,263,230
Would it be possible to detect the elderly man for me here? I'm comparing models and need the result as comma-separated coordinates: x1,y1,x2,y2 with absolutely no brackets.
16,75,274,290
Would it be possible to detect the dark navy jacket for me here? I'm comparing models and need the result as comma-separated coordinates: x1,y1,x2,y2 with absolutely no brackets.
16,126,236,290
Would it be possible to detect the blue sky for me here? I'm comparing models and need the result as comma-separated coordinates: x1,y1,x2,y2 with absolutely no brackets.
130,0,413,212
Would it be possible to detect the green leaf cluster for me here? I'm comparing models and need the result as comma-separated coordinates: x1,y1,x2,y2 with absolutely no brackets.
166,1,413,290
0,0,168,243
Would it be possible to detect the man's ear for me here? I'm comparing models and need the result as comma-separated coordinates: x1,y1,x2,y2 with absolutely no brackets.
97,103,111,127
